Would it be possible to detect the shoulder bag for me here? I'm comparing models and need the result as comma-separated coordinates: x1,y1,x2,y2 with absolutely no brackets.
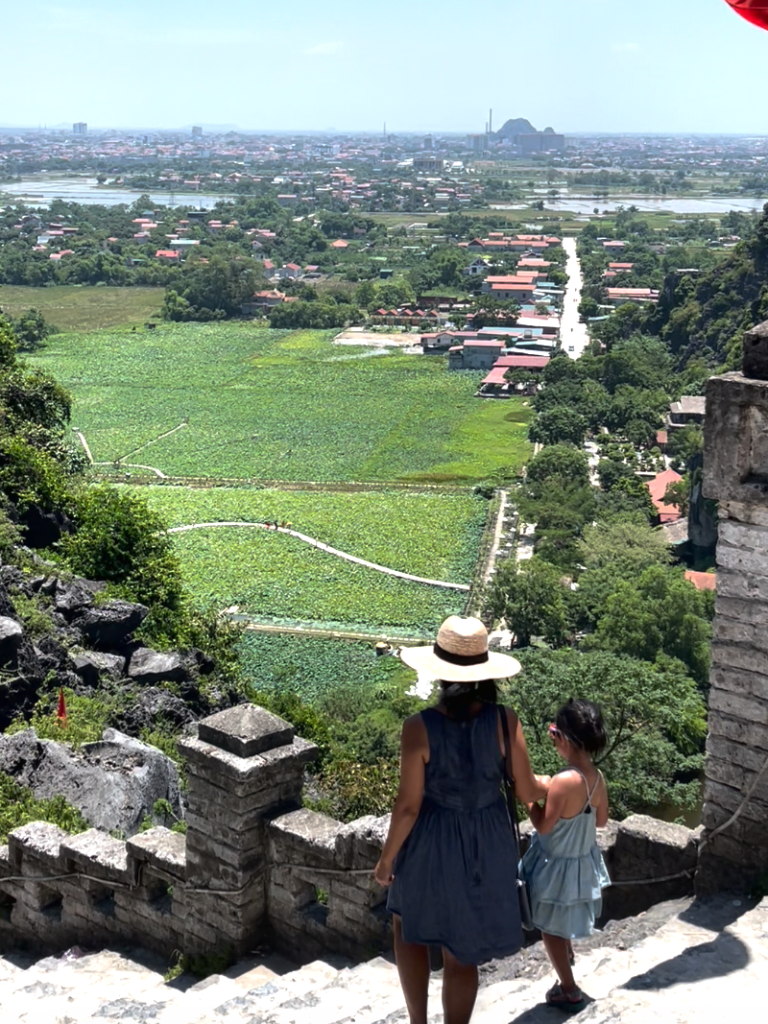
498,704,535,931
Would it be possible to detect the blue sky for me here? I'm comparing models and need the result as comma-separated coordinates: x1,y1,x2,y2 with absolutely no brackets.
3,0,768,133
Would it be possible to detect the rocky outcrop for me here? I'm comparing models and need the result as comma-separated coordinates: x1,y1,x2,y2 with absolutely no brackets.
128,647,187,684
74,600,149,648
0,728,182,836
71,651,125,687
112,687,195,735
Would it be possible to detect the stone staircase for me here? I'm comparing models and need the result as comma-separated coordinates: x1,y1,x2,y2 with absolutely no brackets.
0,895,765,1023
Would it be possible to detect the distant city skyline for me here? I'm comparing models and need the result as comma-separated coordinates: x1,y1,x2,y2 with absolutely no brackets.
2,0,768,134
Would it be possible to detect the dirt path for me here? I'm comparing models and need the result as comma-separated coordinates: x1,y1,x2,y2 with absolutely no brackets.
167,521,470,592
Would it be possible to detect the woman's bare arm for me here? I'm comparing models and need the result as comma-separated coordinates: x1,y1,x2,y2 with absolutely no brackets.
374,715,427,885
506,708,549,805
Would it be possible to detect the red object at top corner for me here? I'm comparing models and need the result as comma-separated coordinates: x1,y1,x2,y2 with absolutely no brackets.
725,0,768,30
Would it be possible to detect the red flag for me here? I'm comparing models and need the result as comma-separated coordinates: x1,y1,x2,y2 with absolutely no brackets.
725,1,768,31
57,688,67,727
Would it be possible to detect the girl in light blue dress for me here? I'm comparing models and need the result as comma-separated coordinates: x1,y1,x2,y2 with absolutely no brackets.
519,699,611,1012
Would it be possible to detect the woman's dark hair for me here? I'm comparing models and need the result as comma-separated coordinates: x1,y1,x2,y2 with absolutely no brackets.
438,680,497,720
555,699,607,755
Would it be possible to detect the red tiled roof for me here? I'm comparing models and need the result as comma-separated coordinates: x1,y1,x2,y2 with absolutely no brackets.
494,355,550,369
646,468,683,522
685,570,716,592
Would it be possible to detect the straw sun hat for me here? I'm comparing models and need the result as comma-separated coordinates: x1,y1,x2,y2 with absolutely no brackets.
399,616,521,683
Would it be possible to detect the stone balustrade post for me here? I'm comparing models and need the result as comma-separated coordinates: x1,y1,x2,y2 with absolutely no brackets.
179,704,318,956
698,319,768,893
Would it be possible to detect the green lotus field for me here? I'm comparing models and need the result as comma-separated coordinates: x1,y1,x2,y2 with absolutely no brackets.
32,324,531,484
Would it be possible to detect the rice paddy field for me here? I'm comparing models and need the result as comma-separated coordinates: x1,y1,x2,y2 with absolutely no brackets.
31,324,531,485
137,485,486,635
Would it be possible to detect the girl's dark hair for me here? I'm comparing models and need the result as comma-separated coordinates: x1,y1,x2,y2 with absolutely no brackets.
439,680,498,720
556,699,607,755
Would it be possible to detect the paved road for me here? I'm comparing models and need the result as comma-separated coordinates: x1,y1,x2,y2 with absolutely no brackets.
560,236,590,359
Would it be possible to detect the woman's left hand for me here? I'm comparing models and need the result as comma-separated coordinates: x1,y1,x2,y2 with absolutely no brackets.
374,858,394,887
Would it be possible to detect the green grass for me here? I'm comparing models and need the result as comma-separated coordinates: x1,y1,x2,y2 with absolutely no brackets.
0,285,163,332
137,485,486,633
32,324,531,484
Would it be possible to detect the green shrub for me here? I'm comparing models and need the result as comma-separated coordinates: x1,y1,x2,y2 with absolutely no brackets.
6,689,116,748
0,771,88,842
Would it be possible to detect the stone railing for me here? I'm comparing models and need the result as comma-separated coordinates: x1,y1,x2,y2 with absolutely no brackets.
0,703,702,963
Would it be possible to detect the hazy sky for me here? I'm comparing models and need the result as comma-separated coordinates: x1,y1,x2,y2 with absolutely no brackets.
3,0,768,134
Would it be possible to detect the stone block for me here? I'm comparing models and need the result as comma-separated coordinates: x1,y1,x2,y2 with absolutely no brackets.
707,733,768,773
711,642,768,679
721,500,768,529
719,518,768,553
61,829,131,884
185,844,267,890
716,566,768,603
185,831,268,873
8,822,68,872
743,318,768,380
715,595,768,627
708,687,768,726
704,372,768,506
126,827,187,880
334,815,389,870
711,665,768,701
702,780,767,824
268,808,341,867
180,734,316,791
714,615,768,652
328,877,378,907
184,812,263,854
198,704,294,757
185,787,286,828
709,711,768,752
717,541,768,578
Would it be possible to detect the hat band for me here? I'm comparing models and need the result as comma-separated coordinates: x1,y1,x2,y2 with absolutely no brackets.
433,641,489,667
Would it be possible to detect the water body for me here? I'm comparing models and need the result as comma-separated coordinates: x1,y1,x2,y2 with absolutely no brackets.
492,196,767,215
0,177,232,209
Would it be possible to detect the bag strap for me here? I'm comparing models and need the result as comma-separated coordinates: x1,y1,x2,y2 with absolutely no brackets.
498,705,523,855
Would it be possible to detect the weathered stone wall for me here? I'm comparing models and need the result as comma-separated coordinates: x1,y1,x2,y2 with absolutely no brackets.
698,320,768,894
0,704,701,964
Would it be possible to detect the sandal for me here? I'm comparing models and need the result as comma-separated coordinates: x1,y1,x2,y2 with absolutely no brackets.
546,984,585,1013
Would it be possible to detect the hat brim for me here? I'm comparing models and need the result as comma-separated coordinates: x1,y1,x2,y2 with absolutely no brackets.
399,644,522,683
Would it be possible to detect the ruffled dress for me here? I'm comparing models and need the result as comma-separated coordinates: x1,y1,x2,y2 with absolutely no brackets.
519,769,611,940
386,703,523,966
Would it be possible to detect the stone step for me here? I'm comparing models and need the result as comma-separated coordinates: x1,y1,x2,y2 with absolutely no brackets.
0,896,765,1023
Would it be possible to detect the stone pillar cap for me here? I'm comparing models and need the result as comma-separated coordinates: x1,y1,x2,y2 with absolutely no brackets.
197,704,294,757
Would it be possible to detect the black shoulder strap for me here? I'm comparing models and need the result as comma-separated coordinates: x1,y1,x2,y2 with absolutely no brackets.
497,705,523,855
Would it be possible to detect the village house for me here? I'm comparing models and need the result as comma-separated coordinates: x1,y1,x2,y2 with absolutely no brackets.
478,353,550,397
242,289,287,315
606,287,659,304
448,339,504,371
155,250,181,263
668,396,706,429
462,257,491,277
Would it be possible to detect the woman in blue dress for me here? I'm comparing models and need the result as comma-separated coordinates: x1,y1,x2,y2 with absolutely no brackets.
374,616,549,1024
519,699,611,1012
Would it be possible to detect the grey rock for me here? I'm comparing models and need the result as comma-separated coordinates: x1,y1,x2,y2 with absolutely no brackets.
112,687,195,734
75,600,149,649
72,651,126,687
54,579,104,618
35,634,71,672
0,616,24,662
0,727,182,837
128,647,187,684
0,674,41,731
